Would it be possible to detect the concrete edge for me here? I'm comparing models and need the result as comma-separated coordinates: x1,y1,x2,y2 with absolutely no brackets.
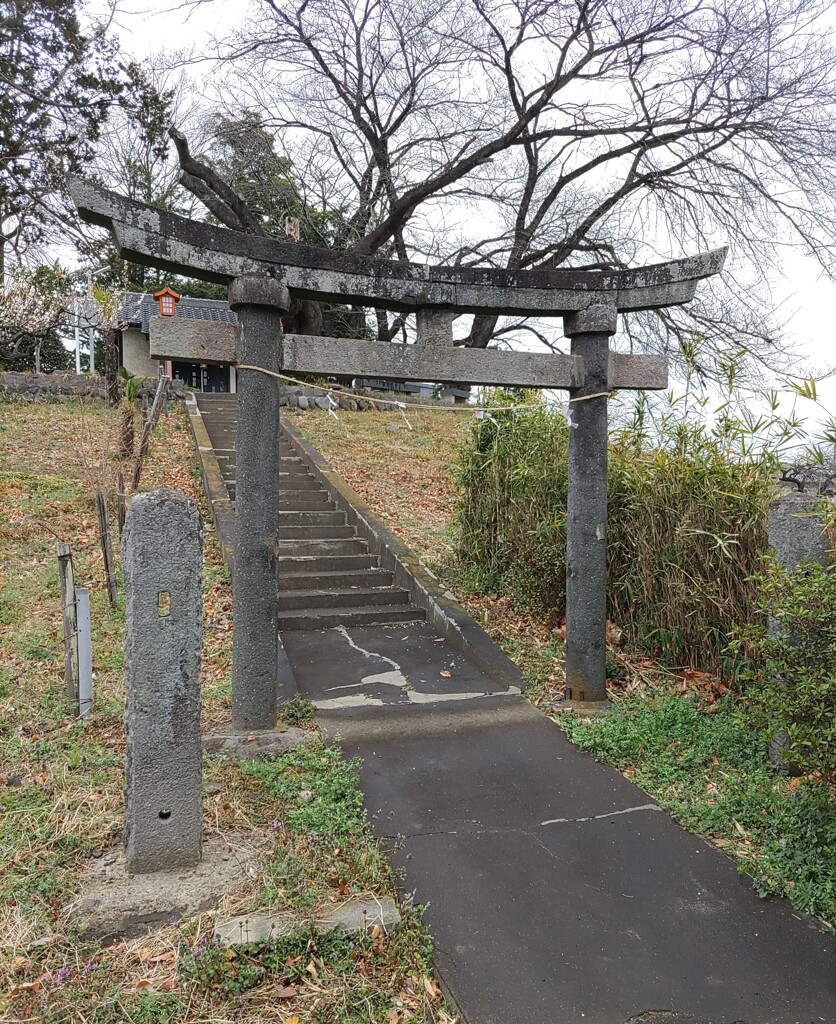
316,697,540,745
282,418,526,693
185,394,236,574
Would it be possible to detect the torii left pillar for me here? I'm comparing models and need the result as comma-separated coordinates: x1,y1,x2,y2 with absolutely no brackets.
229,276,291,731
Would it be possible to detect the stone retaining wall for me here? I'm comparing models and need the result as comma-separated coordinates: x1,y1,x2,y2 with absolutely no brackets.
0,371,185,403
279,385,403,412
0,372,454,410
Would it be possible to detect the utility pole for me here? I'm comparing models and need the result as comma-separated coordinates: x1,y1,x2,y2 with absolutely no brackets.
87,269,95,373
74,297,81,374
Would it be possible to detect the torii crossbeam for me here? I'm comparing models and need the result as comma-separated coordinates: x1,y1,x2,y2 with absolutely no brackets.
70,177,726,726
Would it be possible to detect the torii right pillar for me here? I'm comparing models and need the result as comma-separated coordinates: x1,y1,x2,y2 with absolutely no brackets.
563,302,619,705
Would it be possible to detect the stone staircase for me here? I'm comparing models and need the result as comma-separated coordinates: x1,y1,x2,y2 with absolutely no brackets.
195,394,425,630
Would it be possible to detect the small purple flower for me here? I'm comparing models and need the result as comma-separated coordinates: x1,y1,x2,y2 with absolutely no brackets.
83,960,96,973
349,940,355,949
268,819,280,830
53,966,71,986
359,903,368,915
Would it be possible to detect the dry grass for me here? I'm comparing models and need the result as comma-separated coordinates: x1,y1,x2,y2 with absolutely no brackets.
0,398,452,1024
287,406,467,570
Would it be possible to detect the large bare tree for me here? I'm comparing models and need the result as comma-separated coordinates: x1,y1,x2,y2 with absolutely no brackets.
172,0,836,376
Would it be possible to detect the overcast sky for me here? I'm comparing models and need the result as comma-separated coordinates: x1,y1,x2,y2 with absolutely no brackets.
95,0,836,436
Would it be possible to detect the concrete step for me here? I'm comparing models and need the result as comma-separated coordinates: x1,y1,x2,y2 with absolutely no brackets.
279,525,356,541
280,488,331,503
279,568,394,591
278,604,425,630
278,510,346,527
279,538,368,556
276,497,336,509
279,553,379,572
277,476,321,491
278,587,410,611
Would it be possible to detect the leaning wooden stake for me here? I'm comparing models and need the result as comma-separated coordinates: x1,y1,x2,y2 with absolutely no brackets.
116,470,126,537
131,376,169,491
57,541,79,711
96,490,118,606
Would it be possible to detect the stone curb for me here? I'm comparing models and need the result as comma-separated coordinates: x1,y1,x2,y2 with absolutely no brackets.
215,896,401,946
185,394,236,573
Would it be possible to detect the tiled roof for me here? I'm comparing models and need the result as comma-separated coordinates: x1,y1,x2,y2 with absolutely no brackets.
119,291,238,334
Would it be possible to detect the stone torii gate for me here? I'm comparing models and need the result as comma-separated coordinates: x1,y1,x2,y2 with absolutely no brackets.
70,177,726,729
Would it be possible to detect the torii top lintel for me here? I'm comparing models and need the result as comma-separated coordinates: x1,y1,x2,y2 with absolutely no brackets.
69,177,726,319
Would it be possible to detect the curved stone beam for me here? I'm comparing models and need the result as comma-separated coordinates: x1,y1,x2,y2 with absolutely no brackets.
69,176,726,316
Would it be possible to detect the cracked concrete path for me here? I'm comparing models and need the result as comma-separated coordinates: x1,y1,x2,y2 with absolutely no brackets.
282,622,835,1024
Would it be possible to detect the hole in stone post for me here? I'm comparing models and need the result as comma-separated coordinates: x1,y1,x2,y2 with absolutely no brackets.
157,592,171,617
159,810,172,820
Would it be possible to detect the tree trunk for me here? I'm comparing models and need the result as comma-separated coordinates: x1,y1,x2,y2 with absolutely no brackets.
104,329,119,406
119,404,135,459
467,312,501,349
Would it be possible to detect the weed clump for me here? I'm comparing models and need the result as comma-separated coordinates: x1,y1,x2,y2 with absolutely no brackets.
455,392,781,671
731,558,836,785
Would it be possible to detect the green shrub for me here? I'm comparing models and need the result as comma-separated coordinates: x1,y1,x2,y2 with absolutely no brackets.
732,558,836,783
455,392,781,670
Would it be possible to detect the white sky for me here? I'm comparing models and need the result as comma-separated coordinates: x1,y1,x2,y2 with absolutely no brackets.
91,0,836,436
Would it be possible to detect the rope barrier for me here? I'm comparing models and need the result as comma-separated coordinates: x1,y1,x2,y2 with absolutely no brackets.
236,365,614,411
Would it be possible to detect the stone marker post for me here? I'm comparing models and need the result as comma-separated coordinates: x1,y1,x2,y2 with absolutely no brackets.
767,488,833,770
123,489,203,874
563,304,617,703
229,276,291,731
768,490,832,572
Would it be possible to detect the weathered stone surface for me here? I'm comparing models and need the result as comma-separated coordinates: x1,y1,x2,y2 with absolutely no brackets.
123,489,203,874
416,308,453,346
229,275,290,312
563,302,618,336
316,896,401,934
768,491,833,572
150,317,240,363
69,176,727,315
565,332,610,702
214,897,401,946
231,288,292,731
0,371,184,403
66,836,259,943
215,912,298,945
280,335,583,388
202,727,308,760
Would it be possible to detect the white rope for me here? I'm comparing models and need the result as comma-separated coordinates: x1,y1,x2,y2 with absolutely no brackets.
236,364,614,412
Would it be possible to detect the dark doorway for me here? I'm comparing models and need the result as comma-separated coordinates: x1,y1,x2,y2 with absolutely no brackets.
171,361,230,393
203,364,230,393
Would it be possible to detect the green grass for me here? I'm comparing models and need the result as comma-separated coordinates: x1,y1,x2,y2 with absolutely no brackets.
244,741,391,909
1,402,452,1024
562,693,836,928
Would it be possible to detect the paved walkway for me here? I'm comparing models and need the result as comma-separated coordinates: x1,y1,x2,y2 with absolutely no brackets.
194,396,835,1023
286,623,834,1024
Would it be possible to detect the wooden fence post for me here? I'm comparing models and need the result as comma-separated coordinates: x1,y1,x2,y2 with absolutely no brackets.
132,376,169,491
57,541,79,711
96,491,118,606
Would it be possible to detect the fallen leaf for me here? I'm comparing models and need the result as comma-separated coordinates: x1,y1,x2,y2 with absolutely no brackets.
285,1016,300,1024
135,979,152,990
387,1011,399,1024
439,670,451,678
306,960,318,980
371,923,382,940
